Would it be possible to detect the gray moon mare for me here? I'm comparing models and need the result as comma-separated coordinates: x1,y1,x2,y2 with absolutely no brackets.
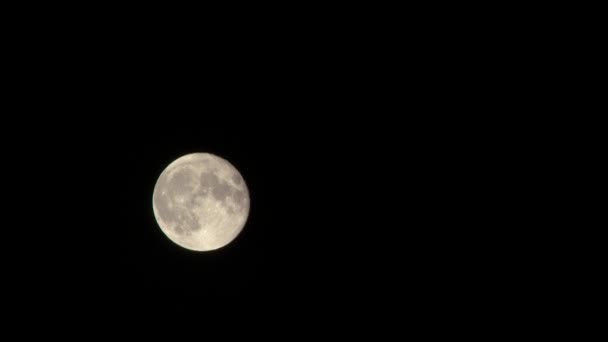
152,153,250,251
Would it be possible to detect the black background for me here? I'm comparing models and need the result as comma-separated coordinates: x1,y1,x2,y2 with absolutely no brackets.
5,84,503,324
0,10,542,333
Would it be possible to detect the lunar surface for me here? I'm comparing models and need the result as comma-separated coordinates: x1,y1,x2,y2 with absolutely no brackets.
152,153,250,251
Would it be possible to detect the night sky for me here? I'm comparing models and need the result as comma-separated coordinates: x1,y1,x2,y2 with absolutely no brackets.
7,112,481,321
2,21,526,330
3,86,508,322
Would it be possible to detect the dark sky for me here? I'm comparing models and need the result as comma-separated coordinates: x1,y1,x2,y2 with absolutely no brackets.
3,82,516,324
1,20,530,331
6,108,497,322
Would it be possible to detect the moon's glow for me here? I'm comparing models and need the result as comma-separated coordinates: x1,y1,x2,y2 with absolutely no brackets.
152,153,250,251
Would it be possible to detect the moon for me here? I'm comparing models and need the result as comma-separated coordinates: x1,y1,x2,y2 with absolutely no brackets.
152,153,250,251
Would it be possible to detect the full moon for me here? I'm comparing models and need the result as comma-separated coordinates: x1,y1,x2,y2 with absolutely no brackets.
152,153,250,251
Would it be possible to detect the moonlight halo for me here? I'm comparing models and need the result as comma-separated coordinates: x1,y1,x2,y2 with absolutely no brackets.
152,153,250,251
